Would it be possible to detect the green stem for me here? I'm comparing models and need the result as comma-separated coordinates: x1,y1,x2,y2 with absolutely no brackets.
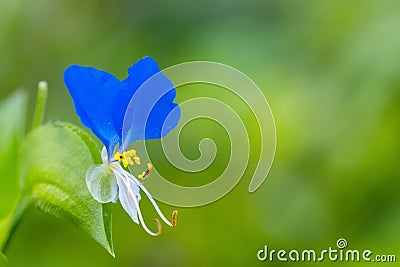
32,81,48,130
0,194,30,252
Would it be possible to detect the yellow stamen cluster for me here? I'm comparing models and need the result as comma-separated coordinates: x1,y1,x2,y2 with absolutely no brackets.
114,149,141,168
138,163,153,180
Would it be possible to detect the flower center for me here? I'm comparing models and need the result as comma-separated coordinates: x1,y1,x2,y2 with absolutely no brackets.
114,149,141,167
114,150,153,181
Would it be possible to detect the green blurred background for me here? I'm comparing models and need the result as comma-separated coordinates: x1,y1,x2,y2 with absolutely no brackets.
1,0,400,266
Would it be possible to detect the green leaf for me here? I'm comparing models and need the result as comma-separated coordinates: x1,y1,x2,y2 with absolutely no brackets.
0,90,27,218
0,252,8,267
19,122,114,256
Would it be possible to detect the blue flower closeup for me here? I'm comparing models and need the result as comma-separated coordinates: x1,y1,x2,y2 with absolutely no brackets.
64,56,180,235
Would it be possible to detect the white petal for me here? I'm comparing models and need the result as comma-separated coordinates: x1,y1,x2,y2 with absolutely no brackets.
101,146,108,163
86,163,118,203
114,169,141,224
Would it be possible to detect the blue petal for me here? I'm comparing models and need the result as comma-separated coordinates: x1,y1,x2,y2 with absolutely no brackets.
64,57,181,156
64,65,121,156
118,57,181,150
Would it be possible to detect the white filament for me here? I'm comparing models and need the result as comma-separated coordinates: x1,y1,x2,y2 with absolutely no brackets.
111,164,173,235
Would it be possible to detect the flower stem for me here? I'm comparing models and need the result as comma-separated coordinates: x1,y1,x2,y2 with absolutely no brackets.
32,81,48,130
0,194,30,253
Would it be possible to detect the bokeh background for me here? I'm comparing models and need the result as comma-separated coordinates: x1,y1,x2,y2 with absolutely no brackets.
1,0,400,266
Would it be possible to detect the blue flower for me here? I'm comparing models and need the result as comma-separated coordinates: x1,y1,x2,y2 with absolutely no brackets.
64,56,179,235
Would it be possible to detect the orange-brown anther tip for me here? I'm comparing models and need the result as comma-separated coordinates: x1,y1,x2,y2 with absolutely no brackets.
172,210,178,227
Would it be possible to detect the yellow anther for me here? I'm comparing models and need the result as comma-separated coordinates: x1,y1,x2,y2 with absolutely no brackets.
172,210,178,227
114,149,140,168
125,156,134,166
114,152,122,161
122,159,128,167
138,163,153,180
125,149,137,157
138,171,146,179
147,163,153,171
114,152,125,166
134,156,141,165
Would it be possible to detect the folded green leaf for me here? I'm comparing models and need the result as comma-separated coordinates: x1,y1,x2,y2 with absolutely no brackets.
0,90,27,218
19,122,114,256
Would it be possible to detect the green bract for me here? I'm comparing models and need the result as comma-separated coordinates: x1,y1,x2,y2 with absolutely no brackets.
0,86,115,257
19,122,114,256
